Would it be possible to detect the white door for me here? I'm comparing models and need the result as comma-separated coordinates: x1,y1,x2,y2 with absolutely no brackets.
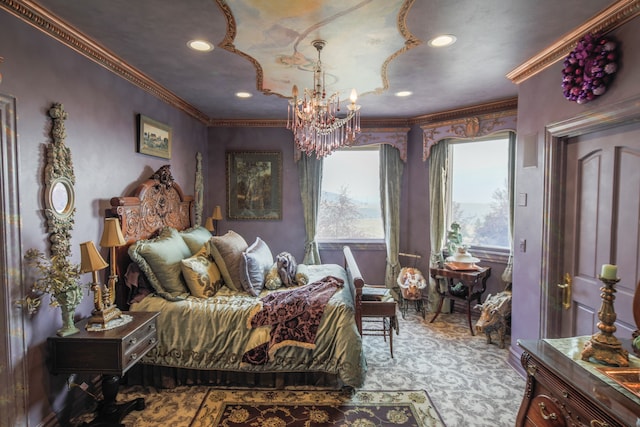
560,121,640,338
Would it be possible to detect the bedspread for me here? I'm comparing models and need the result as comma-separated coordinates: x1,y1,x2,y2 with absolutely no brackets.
130,264,366,388
242,276,343,365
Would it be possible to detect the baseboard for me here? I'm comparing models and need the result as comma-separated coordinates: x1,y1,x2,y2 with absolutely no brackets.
508,345,526,378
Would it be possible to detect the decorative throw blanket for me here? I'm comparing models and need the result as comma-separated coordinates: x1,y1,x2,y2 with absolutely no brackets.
242,276,344,365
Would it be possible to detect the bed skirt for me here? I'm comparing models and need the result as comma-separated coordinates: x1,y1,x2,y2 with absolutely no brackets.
125,363,345,390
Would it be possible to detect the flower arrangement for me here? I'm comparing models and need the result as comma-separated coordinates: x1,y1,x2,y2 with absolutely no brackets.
17,248,83,314
562,33,619,104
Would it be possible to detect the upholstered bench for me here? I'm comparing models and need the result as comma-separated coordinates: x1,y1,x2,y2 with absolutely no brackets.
361,286,399,358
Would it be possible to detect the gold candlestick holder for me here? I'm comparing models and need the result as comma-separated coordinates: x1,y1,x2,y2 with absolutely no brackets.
581,276,629,366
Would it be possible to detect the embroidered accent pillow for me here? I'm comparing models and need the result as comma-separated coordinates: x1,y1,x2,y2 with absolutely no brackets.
239,237,274,296
181,247,223,298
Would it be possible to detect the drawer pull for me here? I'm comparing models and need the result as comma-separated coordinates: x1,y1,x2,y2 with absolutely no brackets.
149,324,156,331
538,402,557,421
129,337,138,345
562,391,568,398
150,337,157,344
590,421,610,427
130,353,138,360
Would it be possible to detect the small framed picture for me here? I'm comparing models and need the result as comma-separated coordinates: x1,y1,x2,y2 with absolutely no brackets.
226,151,282,220
137,114,172,159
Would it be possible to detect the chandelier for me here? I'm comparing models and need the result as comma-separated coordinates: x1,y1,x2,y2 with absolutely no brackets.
287,40,361,158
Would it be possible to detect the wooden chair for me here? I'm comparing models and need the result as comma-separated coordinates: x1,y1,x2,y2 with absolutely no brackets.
361,286,399,358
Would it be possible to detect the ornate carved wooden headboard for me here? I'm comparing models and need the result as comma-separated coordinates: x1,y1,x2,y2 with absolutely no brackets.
107,165,194,308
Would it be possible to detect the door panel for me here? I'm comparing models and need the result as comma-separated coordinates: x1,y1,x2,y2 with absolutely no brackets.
560,122,640,338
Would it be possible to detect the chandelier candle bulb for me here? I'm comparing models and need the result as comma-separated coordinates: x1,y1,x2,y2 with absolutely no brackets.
601,264,618,280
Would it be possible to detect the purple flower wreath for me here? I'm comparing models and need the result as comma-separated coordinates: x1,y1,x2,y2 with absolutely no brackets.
562,33,618,104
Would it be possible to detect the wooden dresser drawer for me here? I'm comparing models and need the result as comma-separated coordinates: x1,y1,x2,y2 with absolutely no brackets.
516,340,640,427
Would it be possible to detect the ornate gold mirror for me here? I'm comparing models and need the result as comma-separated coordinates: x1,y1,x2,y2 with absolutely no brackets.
44,103,76,258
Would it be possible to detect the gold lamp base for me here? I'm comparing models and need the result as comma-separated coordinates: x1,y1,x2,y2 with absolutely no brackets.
86,304,122,327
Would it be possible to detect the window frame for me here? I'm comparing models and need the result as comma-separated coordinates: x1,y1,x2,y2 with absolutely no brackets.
445,133,511,262
315,144,385,246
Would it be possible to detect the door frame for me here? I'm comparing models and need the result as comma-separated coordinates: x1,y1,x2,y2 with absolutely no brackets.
0,95,29,425
542,94,640,337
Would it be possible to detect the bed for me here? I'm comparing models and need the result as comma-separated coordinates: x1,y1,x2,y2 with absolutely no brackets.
107,166,366,389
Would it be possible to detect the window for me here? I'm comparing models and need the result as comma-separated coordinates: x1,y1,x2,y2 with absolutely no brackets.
448,134,510,250
316,146,384,241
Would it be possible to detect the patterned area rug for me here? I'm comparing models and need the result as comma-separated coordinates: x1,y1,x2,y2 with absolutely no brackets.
190,389,444,427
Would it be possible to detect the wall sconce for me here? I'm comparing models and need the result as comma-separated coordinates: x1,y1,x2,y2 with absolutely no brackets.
100,218,126,308
80,240,121,327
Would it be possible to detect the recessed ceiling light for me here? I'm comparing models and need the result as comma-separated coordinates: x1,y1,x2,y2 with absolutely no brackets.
236,92,252,98
428,34,457,48
395,91,412,97
187,39,214,52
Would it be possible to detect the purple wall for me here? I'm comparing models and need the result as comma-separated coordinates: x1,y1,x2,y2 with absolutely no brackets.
1,10,207,426
512,17,640,350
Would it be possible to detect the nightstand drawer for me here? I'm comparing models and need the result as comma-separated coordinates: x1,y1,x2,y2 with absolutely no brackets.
122,324,157,370
48,312,159,376
123,319,157,354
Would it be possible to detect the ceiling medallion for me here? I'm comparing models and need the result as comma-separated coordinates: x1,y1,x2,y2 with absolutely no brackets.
287,40,361,158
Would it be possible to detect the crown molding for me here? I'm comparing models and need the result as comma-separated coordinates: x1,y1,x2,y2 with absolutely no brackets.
0,0,210,124
507,0,640,84
410,98,517,125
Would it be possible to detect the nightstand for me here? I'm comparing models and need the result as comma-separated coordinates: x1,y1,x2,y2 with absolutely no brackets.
48,311,159,426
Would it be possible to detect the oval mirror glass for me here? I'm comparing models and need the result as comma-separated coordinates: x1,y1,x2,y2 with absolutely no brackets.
51,181,70,214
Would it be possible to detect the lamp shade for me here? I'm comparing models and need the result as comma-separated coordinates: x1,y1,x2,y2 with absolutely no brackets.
80,241,108,273
204,217,215,232
100,218,126,248
212,205,223,220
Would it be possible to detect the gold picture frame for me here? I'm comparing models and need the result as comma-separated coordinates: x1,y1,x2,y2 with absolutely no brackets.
137,114,172,159
226,151,282,220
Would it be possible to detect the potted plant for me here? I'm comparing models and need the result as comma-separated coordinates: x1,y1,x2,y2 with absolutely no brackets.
18,248,83,336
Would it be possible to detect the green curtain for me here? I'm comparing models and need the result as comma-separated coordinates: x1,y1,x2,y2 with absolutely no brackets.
380,144,404,295
428,140,449,312
501,132,516,288
297,154,323,264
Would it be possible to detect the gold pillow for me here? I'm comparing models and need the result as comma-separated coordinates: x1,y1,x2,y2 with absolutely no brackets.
180,247,223,298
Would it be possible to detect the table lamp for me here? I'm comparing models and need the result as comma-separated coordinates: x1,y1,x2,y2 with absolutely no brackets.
80,240,120,326
204,216,215,233
100,218,126,308
212,205,223,235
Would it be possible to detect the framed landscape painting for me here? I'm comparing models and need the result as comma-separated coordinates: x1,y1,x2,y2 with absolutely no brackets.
137,114,172,159
226,151,282,220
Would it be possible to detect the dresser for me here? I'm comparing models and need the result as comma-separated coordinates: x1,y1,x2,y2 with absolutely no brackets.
516,339,640,427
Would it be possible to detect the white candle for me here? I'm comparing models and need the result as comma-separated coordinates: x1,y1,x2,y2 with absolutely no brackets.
600,264,617,280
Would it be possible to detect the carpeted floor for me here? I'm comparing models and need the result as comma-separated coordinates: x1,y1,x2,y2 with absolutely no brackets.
70,312,526,426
